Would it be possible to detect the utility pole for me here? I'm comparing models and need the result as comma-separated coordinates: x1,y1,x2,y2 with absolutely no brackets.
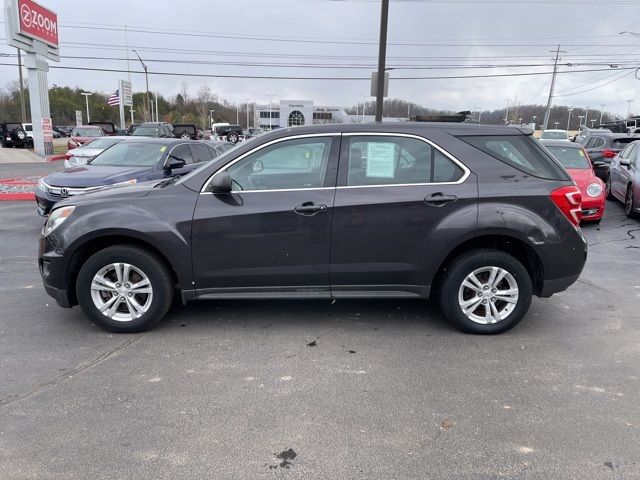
17,48,26,123
584,106,589,127
375,0,389,122
542,45,564,132
627,99,633,118
132,50,150,122
504,99,510,124
599,104,605,124
567,108,573,131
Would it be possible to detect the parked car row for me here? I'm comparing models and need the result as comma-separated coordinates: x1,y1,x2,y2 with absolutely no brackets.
38,123,589,336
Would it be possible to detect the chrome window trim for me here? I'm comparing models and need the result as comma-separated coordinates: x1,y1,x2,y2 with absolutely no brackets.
200,133,341,193
163,142,194,167
340,131,470,187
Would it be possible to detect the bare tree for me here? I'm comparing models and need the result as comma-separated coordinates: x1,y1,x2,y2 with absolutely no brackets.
196,85,214,129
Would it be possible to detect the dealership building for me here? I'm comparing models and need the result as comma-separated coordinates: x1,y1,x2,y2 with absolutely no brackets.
254,100,349,130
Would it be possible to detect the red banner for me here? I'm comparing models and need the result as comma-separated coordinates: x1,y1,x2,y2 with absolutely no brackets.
18,0,58,47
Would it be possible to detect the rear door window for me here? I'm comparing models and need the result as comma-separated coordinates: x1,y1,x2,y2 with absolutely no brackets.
345,135,464,186
459,135,568,180
170,144,195,164
612,138,637,149
191,143,215,163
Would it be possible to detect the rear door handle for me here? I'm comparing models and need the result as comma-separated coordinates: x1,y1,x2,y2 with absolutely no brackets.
424,193,457,207
294,202,328,216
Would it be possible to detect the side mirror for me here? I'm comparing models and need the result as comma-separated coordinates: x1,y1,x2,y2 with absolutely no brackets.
620,158,631,167
211,171,232,193
166,156,186,171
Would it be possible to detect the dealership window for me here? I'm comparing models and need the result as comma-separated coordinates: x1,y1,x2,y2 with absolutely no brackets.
313,112,332,120
288,110,305,127
346,136,463,186
259,111,280,119
226,137,333,191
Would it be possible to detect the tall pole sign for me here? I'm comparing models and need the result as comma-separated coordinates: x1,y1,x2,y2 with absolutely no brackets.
119,80,133,130
4,0,59,157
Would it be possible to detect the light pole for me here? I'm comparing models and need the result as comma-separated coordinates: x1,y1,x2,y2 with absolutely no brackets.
265,93,276,130
132,49,150,122
600,104,605,124
362,96,368,123
209,109,215,129
591,119,596,127
81,92,92,123
578,115,584,128
246,98,250,129
627,99,634,118
532,115,537,128
584,106,590,127
554,122,559,129
567,108,573,131
375,0,389,122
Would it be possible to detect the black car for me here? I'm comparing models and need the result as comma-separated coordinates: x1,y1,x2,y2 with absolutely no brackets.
131,122,175,138
214,124,243,144
0,123,29,148
583,132,640,180
39,123,587,334
35,138,219,215
126,124,140,135
173,124,200,140
89,121,118,136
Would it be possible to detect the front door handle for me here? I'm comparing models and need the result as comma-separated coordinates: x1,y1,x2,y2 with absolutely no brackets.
294,202,328,216
424,192,457,207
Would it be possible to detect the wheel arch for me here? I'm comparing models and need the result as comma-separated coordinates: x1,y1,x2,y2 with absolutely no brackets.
432,234,545,297
66,233,182,306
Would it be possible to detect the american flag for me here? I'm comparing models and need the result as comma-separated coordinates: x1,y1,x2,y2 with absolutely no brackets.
107,90,120,106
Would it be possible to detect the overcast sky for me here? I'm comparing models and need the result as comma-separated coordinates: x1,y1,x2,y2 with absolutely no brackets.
2,0,640,116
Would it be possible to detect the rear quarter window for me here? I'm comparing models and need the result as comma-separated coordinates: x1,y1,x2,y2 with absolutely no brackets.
459,135,569,180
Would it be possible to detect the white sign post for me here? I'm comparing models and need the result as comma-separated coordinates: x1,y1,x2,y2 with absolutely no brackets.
4,0,59,157
75,110,82,126
118,80,133,130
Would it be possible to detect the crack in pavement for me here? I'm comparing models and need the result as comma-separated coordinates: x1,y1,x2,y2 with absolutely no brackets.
0,337,141,408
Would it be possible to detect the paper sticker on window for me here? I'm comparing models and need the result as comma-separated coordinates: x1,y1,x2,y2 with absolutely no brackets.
160,146,167,152
366,142,396,178
578,150,585,157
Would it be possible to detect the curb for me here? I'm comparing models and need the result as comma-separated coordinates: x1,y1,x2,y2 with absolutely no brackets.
46,154,68,162
0,192,35,201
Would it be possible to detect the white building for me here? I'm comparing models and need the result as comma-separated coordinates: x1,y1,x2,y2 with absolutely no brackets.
254,99,410,129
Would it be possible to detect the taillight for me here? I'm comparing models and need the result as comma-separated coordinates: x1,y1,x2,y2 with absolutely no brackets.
602,149,615,158
551,185,582,227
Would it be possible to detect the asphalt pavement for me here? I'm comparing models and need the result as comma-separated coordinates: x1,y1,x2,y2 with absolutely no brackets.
0,195,639,479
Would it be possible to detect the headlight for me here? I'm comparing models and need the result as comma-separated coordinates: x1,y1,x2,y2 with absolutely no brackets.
42,206,75,236
586,182,603,198
37,178,48,192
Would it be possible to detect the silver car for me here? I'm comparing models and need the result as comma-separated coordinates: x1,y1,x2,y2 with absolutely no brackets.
64,136,128,168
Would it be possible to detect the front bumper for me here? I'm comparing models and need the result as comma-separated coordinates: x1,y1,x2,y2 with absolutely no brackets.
34,186,62,216
39,235,73,308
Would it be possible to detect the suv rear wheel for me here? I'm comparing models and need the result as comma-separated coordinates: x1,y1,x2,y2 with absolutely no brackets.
227,132,239,143
76,245,174,333
439,249,533,334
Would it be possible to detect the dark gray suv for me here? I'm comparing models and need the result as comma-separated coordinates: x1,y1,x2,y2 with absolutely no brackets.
39,123,587,334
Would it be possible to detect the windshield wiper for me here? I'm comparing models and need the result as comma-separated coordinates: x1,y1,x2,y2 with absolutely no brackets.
154,176,179,188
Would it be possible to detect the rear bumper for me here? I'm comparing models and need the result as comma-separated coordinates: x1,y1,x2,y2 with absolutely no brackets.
535,227,587,297
540,273,581,297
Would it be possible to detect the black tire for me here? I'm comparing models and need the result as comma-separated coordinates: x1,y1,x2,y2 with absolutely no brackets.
227,133,239,144
438,249,533,334
625,186,639,219
75,245,174,333
605,175,614,200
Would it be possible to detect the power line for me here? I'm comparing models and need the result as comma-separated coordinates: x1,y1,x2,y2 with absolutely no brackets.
555,70,635,96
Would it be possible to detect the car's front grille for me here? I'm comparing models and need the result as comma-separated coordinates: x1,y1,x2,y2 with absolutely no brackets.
45,184,101,198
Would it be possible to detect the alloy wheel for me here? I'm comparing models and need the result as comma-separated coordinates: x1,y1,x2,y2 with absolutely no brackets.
90,262,153,322
457,266,519,324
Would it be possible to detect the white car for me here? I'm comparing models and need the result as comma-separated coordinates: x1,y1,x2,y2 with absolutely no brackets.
64,136,128,168
540,129,570,141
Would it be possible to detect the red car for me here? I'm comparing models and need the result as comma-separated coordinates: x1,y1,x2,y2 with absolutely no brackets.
67,125,104,150
542,140,605,223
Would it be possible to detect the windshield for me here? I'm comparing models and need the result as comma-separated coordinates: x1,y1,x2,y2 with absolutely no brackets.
545,145,590,169
5,123,23,131
80,137,123,149
540,131,568,140
89,142,166,167
72,128,103,137
132,126,159,136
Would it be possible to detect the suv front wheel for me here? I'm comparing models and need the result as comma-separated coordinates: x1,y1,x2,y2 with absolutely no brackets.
76,245,174,333
439,249,533,334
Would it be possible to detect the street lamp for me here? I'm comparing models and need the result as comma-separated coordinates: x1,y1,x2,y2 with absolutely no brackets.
590,119,596,127
600,104,605,124
578,115,584,128
81,92,92,123
567,108,573,131
584,106,590,127
246,98,251,130
627,99,634,118
209,109,215,129
554,122,559,129
532,115,537,127
132,49,150,122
